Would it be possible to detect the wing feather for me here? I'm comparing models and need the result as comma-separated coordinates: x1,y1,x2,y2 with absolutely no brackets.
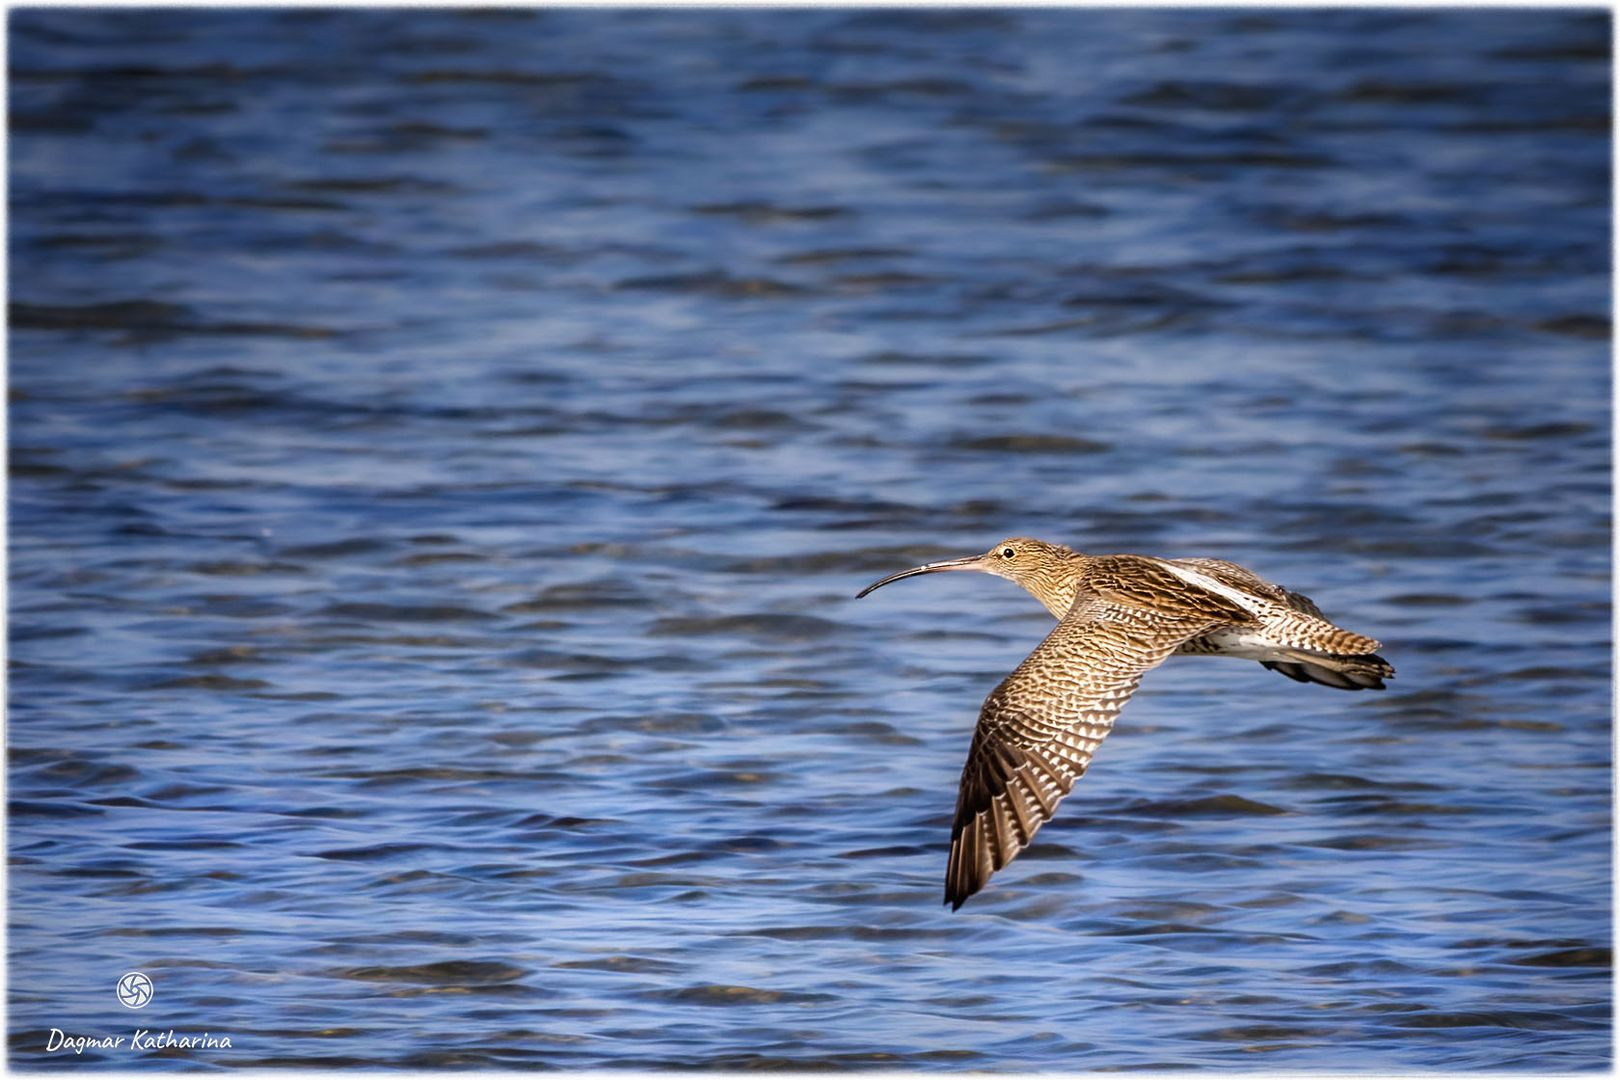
944,597,1222,909
1083,555,1257,624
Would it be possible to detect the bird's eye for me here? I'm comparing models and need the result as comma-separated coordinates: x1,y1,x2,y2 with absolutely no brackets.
1001,547,1015,559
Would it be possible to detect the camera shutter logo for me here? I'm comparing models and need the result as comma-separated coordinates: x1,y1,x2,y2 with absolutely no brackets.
117,972,153,1009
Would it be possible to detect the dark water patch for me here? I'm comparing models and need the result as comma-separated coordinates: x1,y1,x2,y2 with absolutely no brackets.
16,187,339,214
831,270,942,291
1509,947,1611,968
33,230,162,257
1048,149,1335,172
838,844,932,859
11,299,180,331
777,246,914,265
124,837,247,852
314,843,443,861
396,551,485,567
1488,664,1609,682
554,955,681,974
1513,601,1608,625
12,61,283,83
305,632,488,650
1341,79,1483,105
734,924,951,942
505,648,689,673
220,194,348,212
1482,421,1598,441
947,433,1111,454
648,613,843,641
1122,80,1303,112
24,758,140,786
9,800,105,819
405,68,601,88
615,271,809,298
989,310,1200,337
513,813,620,832
332,766,580,788
317,602,493,623
186,559,308,576
829,78,974,100
1126,794,1289,818
737,74,815,92
1095,922,1247,940
858,351,993,371
141,782,233,803
1063,280,1228,308
699,834,787,854
643,984,836,1007
327,960,530,986
648,768,780,790
384,121,490,142
1215,263,1367,286
1189,1023,1333,1042
710,407,817,431
277,538,392,558
625,850,713,869
1023,198,1111,220
1493,39,1610,63
449,240,560,260
99,926,267,940
1316,795,1476,817
1388,1010,1597,1031
1283,772,1442,793
691,201,849,223
284,176,460,196
1384,592,1471,606
504,579,651,612
150,673,271,691
10,110,96,134
1459,115,1610,135
11,299,335,339
1305,834,1446,852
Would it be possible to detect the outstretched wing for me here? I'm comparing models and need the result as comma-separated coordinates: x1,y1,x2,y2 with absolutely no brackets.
945,596,1224,909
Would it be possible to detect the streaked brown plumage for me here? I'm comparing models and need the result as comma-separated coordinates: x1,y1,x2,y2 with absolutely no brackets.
856,537,1394,910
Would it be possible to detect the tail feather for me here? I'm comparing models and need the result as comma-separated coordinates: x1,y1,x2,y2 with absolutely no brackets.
1261,652,1393,691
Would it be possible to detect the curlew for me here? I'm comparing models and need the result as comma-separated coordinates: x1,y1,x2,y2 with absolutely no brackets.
856,537,1393,910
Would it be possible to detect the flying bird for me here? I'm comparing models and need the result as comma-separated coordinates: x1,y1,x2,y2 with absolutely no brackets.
856,537,1393,910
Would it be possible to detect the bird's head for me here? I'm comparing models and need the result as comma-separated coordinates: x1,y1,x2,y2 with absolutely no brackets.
856,537,1078,614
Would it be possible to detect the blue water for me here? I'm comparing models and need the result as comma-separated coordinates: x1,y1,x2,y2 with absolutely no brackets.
8,8,1610,1071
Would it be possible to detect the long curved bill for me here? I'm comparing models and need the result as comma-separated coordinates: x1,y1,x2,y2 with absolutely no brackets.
856,555,987,598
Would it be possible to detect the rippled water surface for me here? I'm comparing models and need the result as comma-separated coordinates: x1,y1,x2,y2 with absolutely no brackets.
8,8,1611,1071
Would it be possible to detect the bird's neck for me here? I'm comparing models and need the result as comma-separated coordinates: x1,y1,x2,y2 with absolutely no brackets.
1020,553,1088,618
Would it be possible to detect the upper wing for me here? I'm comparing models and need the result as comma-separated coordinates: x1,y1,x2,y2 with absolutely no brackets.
1084,554,1259,625
945,596,1223,909
1168,556,1287,602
